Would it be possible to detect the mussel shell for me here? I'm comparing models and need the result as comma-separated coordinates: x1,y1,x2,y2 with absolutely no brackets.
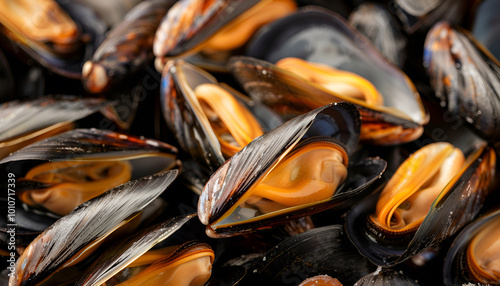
0,0,106,79
354,268,420,286
76,214,197,286
82,0,176,93
423,21,500,141
247,225,377,286
154,0,261,59
1,128,179,181
161,59,283,174
345,144,496,267
472,0,500,61
229,55,424,145
443,208,500,285
198,103,387,237
348,3,407,68
0,95,109,159
9,169,179,285
244,7,427,127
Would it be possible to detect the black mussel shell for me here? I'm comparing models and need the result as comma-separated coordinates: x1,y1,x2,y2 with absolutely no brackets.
161,59,283,175
0,48,14,102
0,95,109,159
244,7,426,129
424,21,500,141
82,0,176,93
247,225,377,285
0,0,107,79
76,214,198,286
349,3,407,68
198,103,387,237
346,144,495,267
471,0,500,61
9,169,179,285
443,208,500,285
354,268,420,286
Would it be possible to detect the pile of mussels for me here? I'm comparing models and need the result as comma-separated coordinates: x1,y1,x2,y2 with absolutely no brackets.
1,0,500,285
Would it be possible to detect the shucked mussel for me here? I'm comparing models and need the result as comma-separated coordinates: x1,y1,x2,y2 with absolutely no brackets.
198,103,386,238
0,128,179,217
233,7,429,145
346,142,496,267
153,0,296,71
424,21,500,141
9,170,183,285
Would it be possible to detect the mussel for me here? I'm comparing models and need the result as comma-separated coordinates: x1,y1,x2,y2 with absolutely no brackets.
471,0,500,61
76,215,213,286
0,128,179,216
161,59,282,171
353,268,419,286
443,208,500,285
0,95,108,159
346,142,496,267
198,103,386,237
348,3,407,68
0,0,106,79
9,169,180,285
236,7,429,144
246,225,377,285
82,0,176,93
423,21,500,141
153,0,297,71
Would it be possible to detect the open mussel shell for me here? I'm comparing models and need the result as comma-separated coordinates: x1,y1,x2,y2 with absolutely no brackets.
161,59,283,175
76,214,214,286
0,128,179,216
247,225,377,285
153,0,296,71
0,0,106,79
9,169,179,285
354,268,419,286
443,208,500,285
198,103,387,238
345,143,496,267
423,21,500,141
0,95,109,160
229,55,425,145
82,0,176,93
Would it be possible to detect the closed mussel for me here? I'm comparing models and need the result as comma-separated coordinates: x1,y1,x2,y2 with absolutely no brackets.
424,21,500,141
443,208,500,285
198,103,386,237
0,128,179,217
161,59,282,192
153,0,296,71
346,142,496,267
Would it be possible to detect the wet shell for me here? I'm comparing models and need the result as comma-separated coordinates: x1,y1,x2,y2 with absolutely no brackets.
198,103,386,237
82,0,176,93
423,21,500,141
354,268,419,286
346,143,496,267
443,208,500,285
0,128,179,216
0,0,106,79
9,169,179,285
0,95,109,159
76,214,211,286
